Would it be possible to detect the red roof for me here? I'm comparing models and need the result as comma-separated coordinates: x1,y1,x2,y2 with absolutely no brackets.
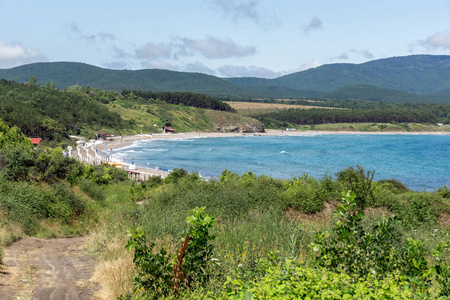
30,138,42,145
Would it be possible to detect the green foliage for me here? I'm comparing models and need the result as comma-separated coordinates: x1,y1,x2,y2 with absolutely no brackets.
164,168,189,184
183,207,217,284
378,178,410,194
281,175,326,214
81,164,128,185
122,90,235,112
336,165,375,208
0,180,86,234
32,147,82,182
433,242,450,297
124,207,216,299
394,193,439,227
223,260,435,300
436,186,450,199
0,79,132,140
311,191,432,291
0,144,34,181
79,179,105,201
0,120,32,149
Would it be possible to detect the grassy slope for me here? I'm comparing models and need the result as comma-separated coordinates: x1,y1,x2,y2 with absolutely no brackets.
107,101,262,134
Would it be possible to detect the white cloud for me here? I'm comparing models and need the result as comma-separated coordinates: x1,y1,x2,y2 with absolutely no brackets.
336,49,374,61
183,62,216,75
419,31,450,50
135,42,173,60
68,23,115,43
302,17,323,34
102,60,129,70
181,36,256,59
140,59,174,70
0,41,46,68
218,64,282,78
338,52,349,60
204,0,280,29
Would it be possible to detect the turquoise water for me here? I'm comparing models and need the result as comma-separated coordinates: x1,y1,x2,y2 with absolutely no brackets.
108,134,450,191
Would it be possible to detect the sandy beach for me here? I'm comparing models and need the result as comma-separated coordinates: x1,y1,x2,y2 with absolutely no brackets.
94,129,450,152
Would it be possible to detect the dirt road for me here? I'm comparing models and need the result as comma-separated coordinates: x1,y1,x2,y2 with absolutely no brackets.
0,237,98,300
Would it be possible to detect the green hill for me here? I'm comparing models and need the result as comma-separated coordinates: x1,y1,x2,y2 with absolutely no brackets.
273,55,450,95
325,85,449,103
0,62,251,97
2,55,450,102
0,80,263,141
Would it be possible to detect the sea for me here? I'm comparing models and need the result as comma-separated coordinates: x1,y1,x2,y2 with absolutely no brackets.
106,134,450,191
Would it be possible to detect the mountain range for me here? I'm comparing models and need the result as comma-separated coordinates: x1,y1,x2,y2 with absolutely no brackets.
1,55,450,103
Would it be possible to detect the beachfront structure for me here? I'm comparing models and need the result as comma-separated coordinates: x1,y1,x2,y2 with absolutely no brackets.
96,132,115,140
162,126,176,134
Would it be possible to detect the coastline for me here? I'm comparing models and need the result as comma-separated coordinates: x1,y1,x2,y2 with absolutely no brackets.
94,129,450,152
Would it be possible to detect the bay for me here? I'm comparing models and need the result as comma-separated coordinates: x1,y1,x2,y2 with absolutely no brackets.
108,134,450,191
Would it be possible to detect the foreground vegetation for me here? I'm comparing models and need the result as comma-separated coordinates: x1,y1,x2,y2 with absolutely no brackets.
1,119,450,299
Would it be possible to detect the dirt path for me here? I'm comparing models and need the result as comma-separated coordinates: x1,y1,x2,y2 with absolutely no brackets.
0,237,98,300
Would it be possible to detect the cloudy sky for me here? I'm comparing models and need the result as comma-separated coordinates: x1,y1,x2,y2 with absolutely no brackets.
1,0,450,78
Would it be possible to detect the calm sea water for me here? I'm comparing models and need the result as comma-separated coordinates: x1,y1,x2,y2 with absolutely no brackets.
107,134,450,191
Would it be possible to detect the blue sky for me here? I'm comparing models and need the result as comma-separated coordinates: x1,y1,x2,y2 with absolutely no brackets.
1,0,450,78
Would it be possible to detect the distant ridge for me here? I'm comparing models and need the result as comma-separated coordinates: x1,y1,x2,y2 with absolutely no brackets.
1,55,450,102
0,62,251,97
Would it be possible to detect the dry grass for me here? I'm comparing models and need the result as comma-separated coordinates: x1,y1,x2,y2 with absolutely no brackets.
91,254,135,299
86,233,135,299
227,101,322,110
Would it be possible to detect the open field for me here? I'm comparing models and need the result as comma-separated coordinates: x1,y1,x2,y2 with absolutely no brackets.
227,101,339,111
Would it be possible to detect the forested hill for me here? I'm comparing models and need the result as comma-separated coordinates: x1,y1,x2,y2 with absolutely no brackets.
2,55,450,102
270,55,450,94
0,62,251,97
0,79,133,140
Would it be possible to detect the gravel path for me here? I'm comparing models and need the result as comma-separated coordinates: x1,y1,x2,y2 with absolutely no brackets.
0,237,98,300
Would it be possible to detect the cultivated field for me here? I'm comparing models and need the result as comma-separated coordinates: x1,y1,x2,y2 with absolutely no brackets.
227,101,339,111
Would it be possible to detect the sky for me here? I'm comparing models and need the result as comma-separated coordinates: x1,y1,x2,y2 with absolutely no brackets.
2,0,450,78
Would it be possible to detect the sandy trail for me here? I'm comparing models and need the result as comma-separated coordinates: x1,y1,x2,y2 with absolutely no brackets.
0,237,98,300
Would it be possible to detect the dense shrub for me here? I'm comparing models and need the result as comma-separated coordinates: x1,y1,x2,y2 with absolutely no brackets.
336,165,375,208
378,178,410,194
123,207,216,299
282,175,326,214
0,181,86,234
81,164,128,185
0,145,33,181
79,179,105,201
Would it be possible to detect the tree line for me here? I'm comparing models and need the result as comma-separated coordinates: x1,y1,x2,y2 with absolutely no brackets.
122,90,235,112
252,107,444,127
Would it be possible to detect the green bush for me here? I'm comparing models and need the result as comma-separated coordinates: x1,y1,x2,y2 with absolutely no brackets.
164,168,189,184
378,178,410,194
124,207,216,299
223,260,435,299
312,191,430,285
282,175,325,214
79,179,105,201
336,165,375,208
395,193,439,227
0,145,33,181
81,165,128,185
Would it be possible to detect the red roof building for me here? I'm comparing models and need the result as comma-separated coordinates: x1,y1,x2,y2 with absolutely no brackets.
163,126,176,133
30,138,42,145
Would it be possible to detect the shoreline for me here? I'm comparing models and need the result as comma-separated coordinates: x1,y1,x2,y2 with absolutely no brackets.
94,129,450,152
